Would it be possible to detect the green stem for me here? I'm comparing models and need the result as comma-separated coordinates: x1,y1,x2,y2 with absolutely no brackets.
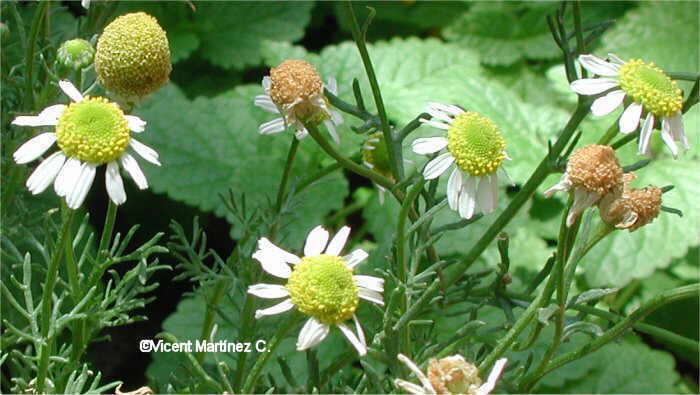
523,284,700,389
345,1,402,180
305,122,394,192
296,163,342,193
241,315,302,393
595,122,619,145
36,208,75,393
61,203,84,377
667,72,700,81
270,137,300,238
98,200,118,258
195,279,228,365
23,1,48,110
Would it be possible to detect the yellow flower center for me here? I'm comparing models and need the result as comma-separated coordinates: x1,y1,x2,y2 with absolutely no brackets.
95,12,171,98
286,254,358,325
618,59,683,118
55,97,130,164
447,112,506,177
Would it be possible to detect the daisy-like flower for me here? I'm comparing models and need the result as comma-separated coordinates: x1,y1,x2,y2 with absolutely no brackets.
412,103,510,219
362,132,394,204
570,54,687,158
254,59,343,143
544,144,622,227
394,354,507,395
11,80,160,209
247,225,384,356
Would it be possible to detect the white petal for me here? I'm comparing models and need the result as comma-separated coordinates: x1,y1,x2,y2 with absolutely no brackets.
120,153,148,189
12,105,66,127
458,175,477,219
354,275,384,293
324,119,340,144
476,358,507,395
81,0,90,9
105,161,126,205
294,127,308,140
419,118,449,130
412,137,448,155
343,249,368,269
125,115,146,133
254,95,280,114
398,354,435,394
543,176,571,198
254,299,294,319
489,173,499,212
247,284,290,299
476,175,495,215
304,225,330,256
425,105,454,123
358,288,384,306
26,152,66,194
570,78,619,95
252,249,292,279
326,226,351,256
130,138,161,166
591,90,625,117
619,102,643,134
607,53,625,66
568,188,599,227
59,80,83,102
423,152,454,180
296,318,329,350
259,118,286,135
660,119,679,159
54,157,82,197
262,76,271,92
668,111,688,149
353,315,366,346
257,238,301,264
638,112,655,156
13,133,57,164
578,54,620,77
338,323,367,356
428,102,463,117
394,379,430,395
326,76,338,95
447,168,463,210
66,162,96,209
330,109,343,126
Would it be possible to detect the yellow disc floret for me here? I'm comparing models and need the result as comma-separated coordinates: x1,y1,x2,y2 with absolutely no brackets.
618,59,683,118
55,97,130,164
95,12,171,99
428,355,482,395
447,112,506,177
269,59,327,123
286,254,358,325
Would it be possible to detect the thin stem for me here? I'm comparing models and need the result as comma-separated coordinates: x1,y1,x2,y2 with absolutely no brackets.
274,137,300,214
524,284,700,389
195,280,228,364
667,72,700,81
595,121,619,145
36,208,76,393
296,163,342,193
23,1,48,110
345,1,402,180
305,122,395,192
241,315,302,393
325,89,374,121
98,200,118,258
572,1,586,56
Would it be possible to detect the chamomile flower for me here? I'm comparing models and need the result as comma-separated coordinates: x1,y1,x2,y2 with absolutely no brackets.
254,59,343,143
248,225,384,356
11,80,160,209
570,54,687,158
413,103,510,219
394,354,507,395
598,173,663,233
544,144,622,227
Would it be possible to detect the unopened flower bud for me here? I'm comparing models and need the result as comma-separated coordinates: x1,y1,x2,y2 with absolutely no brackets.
57,39,95,70
95,12,171,99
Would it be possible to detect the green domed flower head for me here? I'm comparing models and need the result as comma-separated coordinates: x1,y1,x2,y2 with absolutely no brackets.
95,12,171,99
57,39,94,70
286,254,359,325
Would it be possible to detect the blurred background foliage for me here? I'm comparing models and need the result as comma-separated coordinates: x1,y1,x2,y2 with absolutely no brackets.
1,1,698,392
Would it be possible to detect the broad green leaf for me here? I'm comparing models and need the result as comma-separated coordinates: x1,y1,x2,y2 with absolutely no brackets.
193,2,314,70
133,83,348,246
